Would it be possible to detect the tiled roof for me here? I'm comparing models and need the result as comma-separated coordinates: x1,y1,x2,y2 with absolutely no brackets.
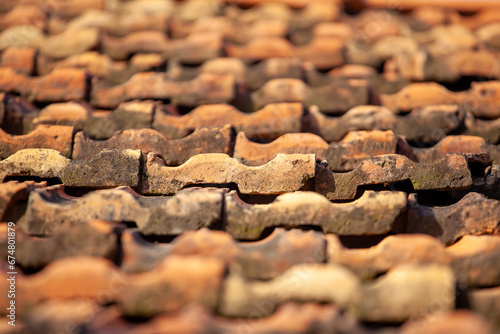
0,0,499,333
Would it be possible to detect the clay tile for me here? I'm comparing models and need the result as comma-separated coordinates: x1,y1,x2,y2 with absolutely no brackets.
153,103,302,140
0,4,46,30
73,125,233,164
469,286,500,328
101,31,169,61
327,234,449,279
225,190,407,239
0,67,88,103
360,265,455,322
90,72,235,109
139,153,315,195
118,255,225,317
408,135,488,163
0,25,43,50
226,37,294,60
0,180,45,220
0,125,75,158
316,153,471,200
446,235,500,287
218,263,362,317
0,148,141,187
401,311,494,334
25,186,224,236
252,78,368,113
41,28,99,60
407,192,500,245
0,220,123,269
0,47,36,75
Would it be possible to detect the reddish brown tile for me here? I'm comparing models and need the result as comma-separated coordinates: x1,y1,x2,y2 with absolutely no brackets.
73,125,234,164
0,125,74,158
153,103,303,140
139,153,315,195
0,148,141,187
225,190,406,239
407,192,500,245
316,153,472,200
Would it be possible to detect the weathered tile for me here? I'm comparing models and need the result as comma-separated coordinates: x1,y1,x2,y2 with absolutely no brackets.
123,228,324,280
305,104,464,143
386,50,500,82
90,72,235,109
216,303,366,334
246,58,303,90
315,153,471,200
40,28,99,60
118,255,225,317
0,125,74,158
227,36,344,69
87,305,210,334
0,257,124,316
463,112,500,144
453,164,500,200
0,181,46,220
0,67,87,102
446,235,500,287
476,22,500,49
413,24,478,56
0,47,36,75
218,263,362,317
88,303,367,334
140,153,315,195
400,311,494,334
346,36,418,68
252,78,369,113
469,286,500,328
24,186,223,236
407,192,500,245
101,31,169,61
37,51,163,83
162,32,223,65
226,190,407,239
200,57,247,84
0,4,46,30
0,25,43,50
73,125,233,164
380,81,500,119
327,234,449,279
0,148,141,187
355,0,495,11
32,100,156,140
81,100,156,139
0,220,122,268
0,94,42,135
455,8,500,30
398,135,488,164
42,0,105,18
234,130,398,171
359,265,455,322
14,299,99,334
31,102,92,131
153,103,302,140
233,132,329,166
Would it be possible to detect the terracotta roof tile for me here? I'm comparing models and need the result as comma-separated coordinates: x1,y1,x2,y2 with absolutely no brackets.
225,190,407,239
315,153,472,200
1,0,500,331
25,186,224,236
139,153,315,195
0,148,141,187
407,192,500,245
